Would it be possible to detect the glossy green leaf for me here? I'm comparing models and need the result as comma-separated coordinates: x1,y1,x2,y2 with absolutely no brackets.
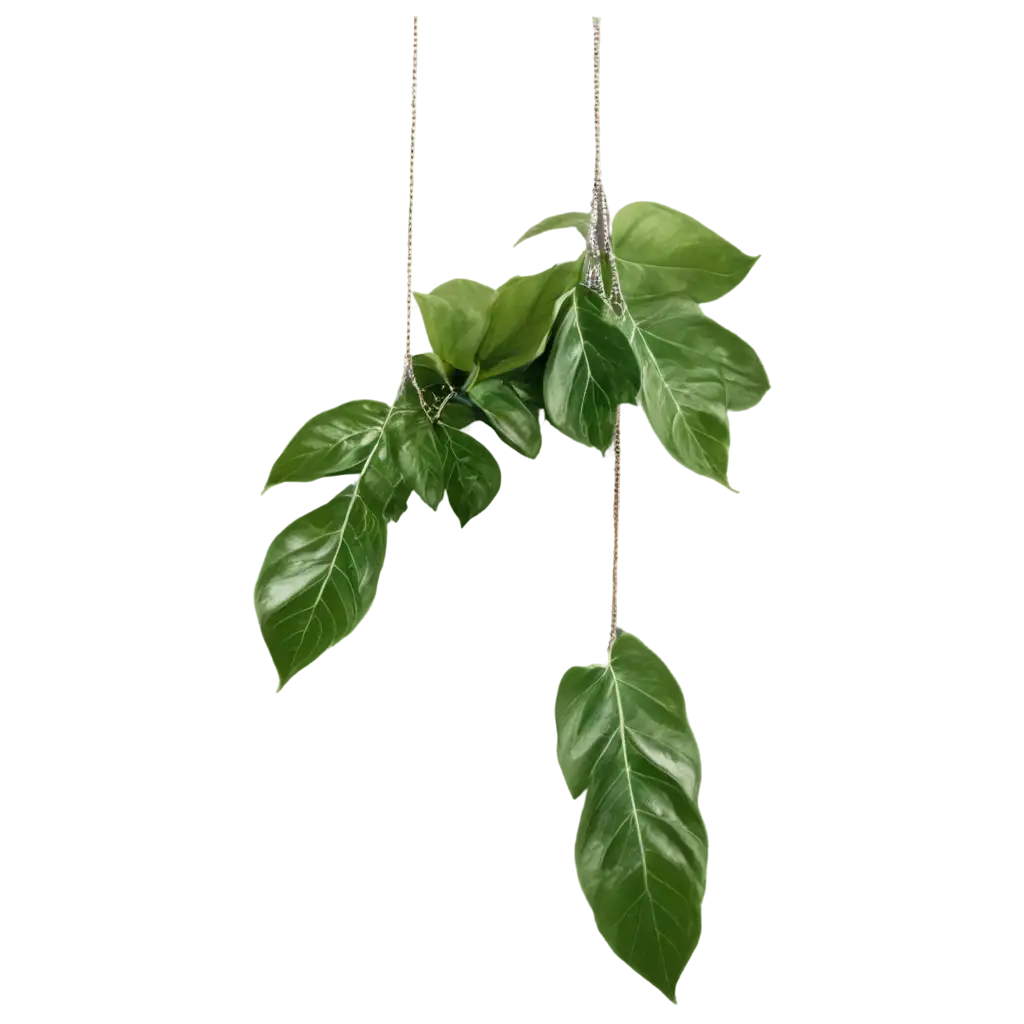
476,260,582,379
440,424,500,526
555,631,707,1002
387,383,447,510
516,203,589,260
614,202,758,303
263,400,389,491
626,296,735,488
255,485,387,689
266,393,413,520
627,296,767,413
543,285,641,452
414,279,496,371
468,378,542,458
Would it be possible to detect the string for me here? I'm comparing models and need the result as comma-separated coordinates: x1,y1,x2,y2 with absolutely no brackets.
590,17,623,651
403,17,429,411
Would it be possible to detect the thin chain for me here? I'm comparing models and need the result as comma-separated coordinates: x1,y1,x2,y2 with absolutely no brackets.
585,16,622,647
402,17,429,411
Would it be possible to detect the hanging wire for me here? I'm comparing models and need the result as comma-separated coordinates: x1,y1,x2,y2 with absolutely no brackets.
588,17,624,651
402,17,430,412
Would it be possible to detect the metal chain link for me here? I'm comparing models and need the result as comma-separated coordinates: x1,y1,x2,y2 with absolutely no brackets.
588,17,624,651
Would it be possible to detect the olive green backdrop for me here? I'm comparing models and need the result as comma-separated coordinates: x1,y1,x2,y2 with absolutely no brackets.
2,4,1020,1022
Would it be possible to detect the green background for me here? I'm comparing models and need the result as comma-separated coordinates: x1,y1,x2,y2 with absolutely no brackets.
2,4,1024,1019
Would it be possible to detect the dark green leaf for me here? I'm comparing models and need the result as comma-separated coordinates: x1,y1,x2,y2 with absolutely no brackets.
266,393,413,520
410,353,475,428
440,425,501,527
516,203,589,260
626,296,733,488
255,485,387,689
263,400,389,491
414,279,496,371
555,631,707,1002
468,379,542,458
476,260,582,379
543,285,641,453
614,202,758,303
387,383,447,510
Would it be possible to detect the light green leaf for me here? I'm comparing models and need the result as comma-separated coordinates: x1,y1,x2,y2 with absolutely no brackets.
543,285,640,452
626,296,734,488
468,378,542,459
628,295,767,413
255,485,387,689
555,631,707,1002
414,279,496,371
476,260,582,379
440,425,501,527
516,206,589,262
614,202,758,303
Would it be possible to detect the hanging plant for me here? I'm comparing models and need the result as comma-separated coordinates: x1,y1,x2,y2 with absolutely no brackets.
254,15,768,1005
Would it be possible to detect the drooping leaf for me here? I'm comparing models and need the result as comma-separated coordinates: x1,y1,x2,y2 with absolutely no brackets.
389,387,501,524
255,485,387,689
360,427,412,523
625,295,767,413
414,279,496,371
468,378,542,458
476,260,582,379
543,285,641,452
516,203,589,260
555,631,707,1002
387,383,447,510
440,425,501,526
614,202,758,303
626,296,733,488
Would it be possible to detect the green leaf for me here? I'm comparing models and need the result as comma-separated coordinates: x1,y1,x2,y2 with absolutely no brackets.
543,285,641,452
414,279,496,371
440,425,501,527
263,400,389,491
555,631,707,1002
264,393,411,520
614,202,758,303
626,296,734,488
628,296,767,413
516,204,589,260
387,383,447,510
468,379,542,459
387,389,503,524
476,260,582,379
255,485,388,689
410,353,475,428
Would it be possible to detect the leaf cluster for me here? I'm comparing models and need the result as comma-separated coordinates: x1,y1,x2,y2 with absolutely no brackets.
254,199,768,1001
256,201,767,690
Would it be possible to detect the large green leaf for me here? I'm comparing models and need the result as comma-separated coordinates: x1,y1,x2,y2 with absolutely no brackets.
476,260,582,379
627,295,767,413
255,485,387,689
626,296,734,488
516,206,589,262
264,395,411,516
555,631,707,1002
440,425,500,526
614,202,758,303
543,285,641,452
468,378,542,458
263,400,389,491
509,201,753,305
414,280,496,371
